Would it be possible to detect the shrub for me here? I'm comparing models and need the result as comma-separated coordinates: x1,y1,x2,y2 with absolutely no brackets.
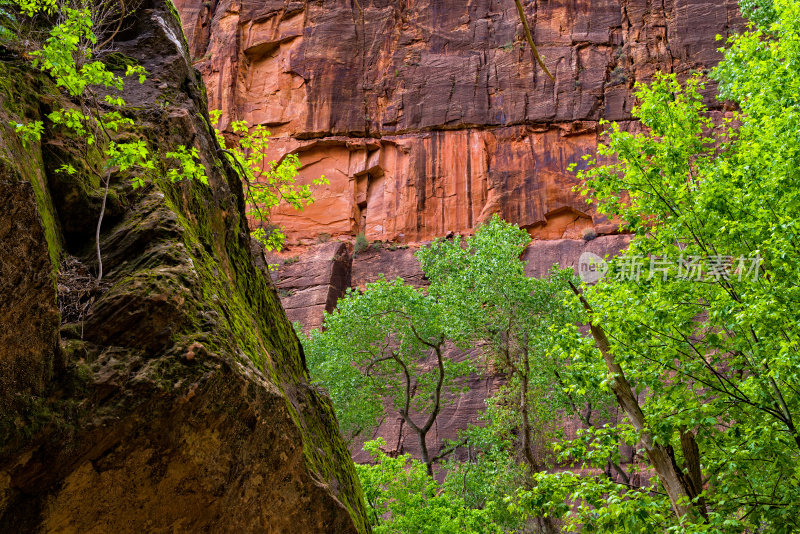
354,233,368,256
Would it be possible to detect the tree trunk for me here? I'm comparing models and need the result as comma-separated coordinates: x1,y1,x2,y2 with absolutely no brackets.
519,336,559,534
569,282,705,521
418,429,432,476
394,341,446,477
95,173,110,281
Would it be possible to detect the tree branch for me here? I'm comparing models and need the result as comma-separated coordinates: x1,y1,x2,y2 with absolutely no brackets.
568,280,706,521
514,0,554,81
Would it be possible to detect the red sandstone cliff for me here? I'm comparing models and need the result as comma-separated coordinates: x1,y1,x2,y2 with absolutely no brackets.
175,0,742,462
177,0,741,245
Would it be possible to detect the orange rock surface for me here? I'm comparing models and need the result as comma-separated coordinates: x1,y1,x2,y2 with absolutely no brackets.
176,0,742,244
176,0,743,466
176,0,741,328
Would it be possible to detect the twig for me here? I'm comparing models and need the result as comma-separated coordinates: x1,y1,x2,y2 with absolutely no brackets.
431,438,468,464
95,171,110,281
98,0,126,51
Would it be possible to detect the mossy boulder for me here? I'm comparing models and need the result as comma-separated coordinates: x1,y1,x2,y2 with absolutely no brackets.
0,2,369,532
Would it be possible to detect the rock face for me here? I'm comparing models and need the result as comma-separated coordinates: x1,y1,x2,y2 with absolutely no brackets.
273,241,351,331
175,0,741,464
0,142,60,409
0,2,368,532
177,0,741,244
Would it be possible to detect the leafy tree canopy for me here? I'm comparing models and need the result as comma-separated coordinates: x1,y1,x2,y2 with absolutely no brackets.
523,0,800,530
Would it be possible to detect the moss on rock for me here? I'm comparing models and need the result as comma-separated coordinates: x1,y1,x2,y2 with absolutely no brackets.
0,2,370,532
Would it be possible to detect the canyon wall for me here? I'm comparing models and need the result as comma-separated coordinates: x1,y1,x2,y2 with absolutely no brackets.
176,0,742,462
177,0,740,244
0,2,368,531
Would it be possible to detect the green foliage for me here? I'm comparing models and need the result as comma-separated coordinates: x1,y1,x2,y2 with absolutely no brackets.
210,110,328,251
301,323,384,445
534,1,800,530
164,145,208,187
418,216,610,461
439,401,529,531
302,277,472,453
13,119,42,146
30,6,119,97
11,0,55,17
357,438,510,534
354,232,369,256
416,217,618,532
106,140,153,188
306,217,603,531
515,470,672,533
739,0,777,28
418,215,575,369
512,424,677,533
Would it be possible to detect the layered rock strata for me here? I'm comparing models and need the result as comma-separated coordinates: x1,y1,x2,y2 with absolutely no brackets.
0,2,368,531
177,0,741,244
175,0,741,464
